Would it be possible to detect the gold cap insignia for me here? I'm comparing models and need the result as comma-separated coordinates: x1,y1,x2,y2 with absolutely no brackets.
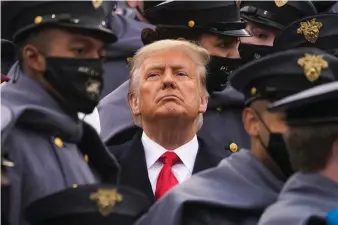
34,16,43,24
90,188,123,216
297,54,328,82
229,143,238,153
297,18,323,43
274,0,288,7
92,0,103,9
188,20,195,28
250,87,257,96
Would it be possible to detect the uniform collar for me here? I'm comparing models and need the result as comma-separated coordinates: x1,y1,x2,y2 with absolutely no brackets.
142,131,199,173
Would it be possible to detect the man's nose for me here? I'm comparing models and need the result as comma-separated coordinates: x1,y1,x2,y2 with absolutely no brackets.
225,49,240,58
162,71,176,89
87,50,103,59
226,43,240,58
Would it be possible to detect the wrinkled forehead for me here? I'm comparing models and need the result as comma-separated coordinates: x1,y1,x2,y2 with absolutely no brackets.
142,50,196,72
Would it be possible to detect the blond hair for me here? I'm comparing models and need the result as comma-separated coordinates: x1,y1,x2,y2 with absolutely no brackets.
128,39,210,129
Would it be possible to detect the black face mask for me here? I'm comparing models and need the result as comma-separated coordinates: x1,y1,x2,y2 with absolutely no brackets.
239,43,274,63
43,57,104,114
206,56,244,93
255,112,294,179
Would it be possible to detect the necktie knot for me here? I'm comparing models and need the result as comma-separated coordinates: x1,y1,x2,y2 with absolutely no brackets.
155,151,180,200
159,151,180,166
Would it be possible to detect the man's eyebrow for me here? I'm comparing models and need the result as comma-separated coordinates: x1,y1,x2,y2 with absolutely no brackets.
144,64,165,71
144,63,188,71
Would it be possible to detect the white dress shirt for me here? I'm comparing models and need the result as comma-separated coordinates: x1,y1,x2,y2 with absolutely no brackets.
78,107,101,133
141,132,199,194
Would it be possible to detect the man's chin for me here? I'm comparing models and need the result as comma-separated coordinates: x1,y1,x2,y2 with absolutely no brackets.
153,108,185,118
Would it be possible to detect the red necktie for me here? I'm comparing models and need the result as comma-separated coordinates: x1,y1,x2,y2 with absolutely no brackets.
155,151,180,200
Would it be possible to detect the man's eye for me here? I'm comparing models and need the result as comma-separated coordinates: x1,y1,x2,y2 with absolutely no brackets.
148,73,159,78
217,41,231,49
72,48,86,55
218,43,226,48
176,72,186,76
257,33,268,39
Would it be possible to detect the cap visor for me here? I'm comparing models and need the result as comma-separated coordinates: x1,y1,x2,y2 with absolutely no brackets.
242,14,284,30
216,29,252,37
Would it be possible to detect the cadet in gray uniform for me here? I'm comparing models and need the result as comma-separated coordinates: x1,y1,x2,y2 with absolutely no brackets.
1,1,120,224
25,183,151,225
99,0,251,155
239,0,317,62
100,1,155,97
134,48,338,225
258,82,338,225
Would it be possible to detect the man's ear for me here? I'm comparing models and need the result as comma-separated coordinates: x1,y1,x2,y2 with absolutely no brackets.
22,44,46,74
242,107,260,137
199,96,208,113
128,92,141,116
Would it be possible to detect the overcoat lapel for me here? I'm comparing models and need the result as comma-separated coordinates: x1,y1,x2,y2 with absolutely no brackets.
193,137,225,174
118,132,155,203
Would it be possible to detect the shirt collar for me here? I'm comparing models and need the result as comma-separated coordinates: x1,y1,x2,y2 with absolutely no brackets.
142,132,199,173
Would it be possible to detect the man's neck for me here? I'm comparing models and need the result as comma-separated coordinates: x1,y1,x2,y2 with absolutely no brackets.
320,162,338,184
143,119,197,150
135,9,148,23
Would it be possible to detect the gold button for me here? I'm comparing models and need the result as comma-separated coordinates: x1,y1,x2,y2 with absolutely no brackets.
188,20,195,28
54,137,64,148
251,87,257,96
229,143,238,153
34,16,43,24
84,154,89,163
72,184,78,188
216,106,222,112
126,57,132,63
